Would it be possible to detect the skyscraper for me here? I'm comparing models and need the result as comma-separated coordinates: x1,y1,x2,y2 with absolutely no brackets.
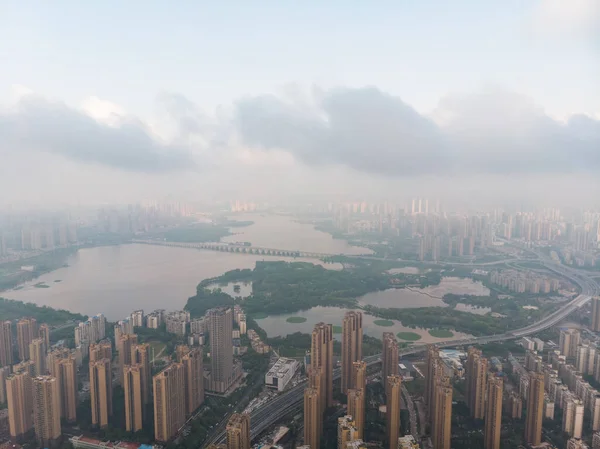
0,366,9,404
337,415,359,449
6,371,33,442
90,358,112,428
153,363,186,442
131,343,151,405
347,389,365,440
1,321,13,367
123,365,143,432
16,318,38,361
352,361,366,391
55,355,78,423
207,307,233,393
32,376,61,447
29,338,46,376
466,347,488,419
386,375,402,449
89,341,112,362
382,333,399,381
432,378,452,449
307,367,324,416
559,329,580,358
311,323,333,410
341,311,363,394
425,345,441,412
304,388,321,449
226,413,250,449
484,377,503,449
117,334,138,385
593,298,600,332
524,372,544,446
181,346,204,416
39,324,50,351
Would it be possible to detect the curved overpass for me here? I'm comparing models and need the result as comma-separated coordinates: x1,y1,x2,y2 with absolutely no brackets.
205,257,599,446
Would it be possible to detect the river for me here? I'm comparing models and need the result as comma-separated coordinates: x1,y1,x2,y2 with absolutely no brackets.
4,214,370,320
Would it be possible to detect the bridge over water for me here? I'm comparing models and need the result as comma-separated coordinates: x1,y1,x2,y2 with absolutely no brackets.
131,239,339,259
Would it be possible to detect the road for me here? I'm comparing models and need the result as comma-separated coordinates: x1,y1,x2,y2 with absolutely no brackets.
203,255,599,447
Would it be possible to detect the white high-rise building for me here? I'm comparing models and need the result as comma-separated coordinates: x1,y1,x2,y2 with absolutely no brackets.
130,310,144,328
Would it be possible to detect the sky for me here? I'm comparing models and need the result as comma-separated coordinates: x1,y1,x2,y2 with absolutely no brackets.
0,0,598,208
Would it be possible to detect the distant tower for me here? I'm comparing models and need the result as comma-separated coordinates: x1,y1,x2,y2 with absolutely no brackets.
311,323,333,411
117,333,138,384
131,343,151,405
226,413,250,449
123,364,143,432
524,372,544,446
386,375,402,449
38,324,50,352
592,298,600,332
29,339,46,376
1,320,14,367
303,388,321,449
341,311,363,394
32,376,61,447
466,347,488,419
6,371,33,441
382,333,399,386
90,358,113,428
207,307,234,393
484,377,503,449
181,347,204,416
55,355,78,423
432,377,453,449
347,388,365,440
16,318,38,361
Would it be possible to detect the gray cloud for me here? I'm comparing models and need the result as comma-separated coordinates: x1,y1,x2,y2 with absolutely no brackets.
235,86,600,176
1,95,195,173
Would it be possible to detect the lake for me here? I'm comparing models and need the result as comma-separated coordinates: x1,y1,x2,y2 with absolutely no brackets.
4,244,340,320
254,306,473,343
357,277,490,310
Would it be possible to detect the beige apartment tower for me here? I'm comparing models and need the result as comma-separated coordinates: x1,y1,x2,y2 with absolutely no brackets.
337,415,359,449
55,355,78,422
17,318,38,361
308,367,324,417
6,372,33,442
117,334,138,384
90,358,113,428
153,363,186,442
593,297,600,332
341,311,363,394
466,347,488,419
32,376,61,447
226,413,250,449
484,377,503,449
352,361,366,391
524,372,544,446
181,347,204,416
0,320,13,367
311,323,334,410
29,338,47,376
304,387,321,449
347,388,365,440
432,378,453,449
89,341,112,362
0,366,9,404
39,324,51,351
208,307,234,393
559,329,580,359
386,375,402,449
382,333,399,381
131,343,151,404
124,365,144,432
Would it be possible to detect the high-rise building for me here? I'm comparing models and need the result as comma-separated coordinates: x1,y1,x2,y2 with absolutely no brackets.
207,307,234,393
563,397,585,439
130,310,145,328
39,324,50,351
347,389,365,440
12,360,35,377
6,371,33,442
466,347,488,419
432,377,452,449
153,363,186,442
311,323,333,411
308,367,324,417
117,334,138,384
386,375,402,449
559,329,581,358
337,415,359,449
341,312,362,394
90,358,112,428
123,365,143,432
304,388,321,449
0,366,9,404
0,321,13,367
89,341,112,362
29,338,46,376
226,413,250,449
181,346,204,416
484,377,503,449
16,318,38,361
32,376,61,447
352,361,366,392
524,372,544,446
55,355,77,422
425,345,441,413
131,343,151,405
382,333,399,381
593,298,600,332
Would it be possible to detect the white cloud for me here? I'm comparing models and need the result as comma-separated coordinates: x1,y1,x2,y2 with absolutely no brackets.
532,0,600,36
81,96,126,127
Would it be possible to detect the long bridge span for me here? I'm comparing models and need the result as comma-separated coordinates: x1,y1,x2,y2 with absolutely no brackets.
131,239,340,259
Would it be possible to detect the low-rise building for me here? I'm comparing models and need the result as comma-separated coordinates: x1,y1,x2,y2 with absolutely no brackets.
265,358,299,392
